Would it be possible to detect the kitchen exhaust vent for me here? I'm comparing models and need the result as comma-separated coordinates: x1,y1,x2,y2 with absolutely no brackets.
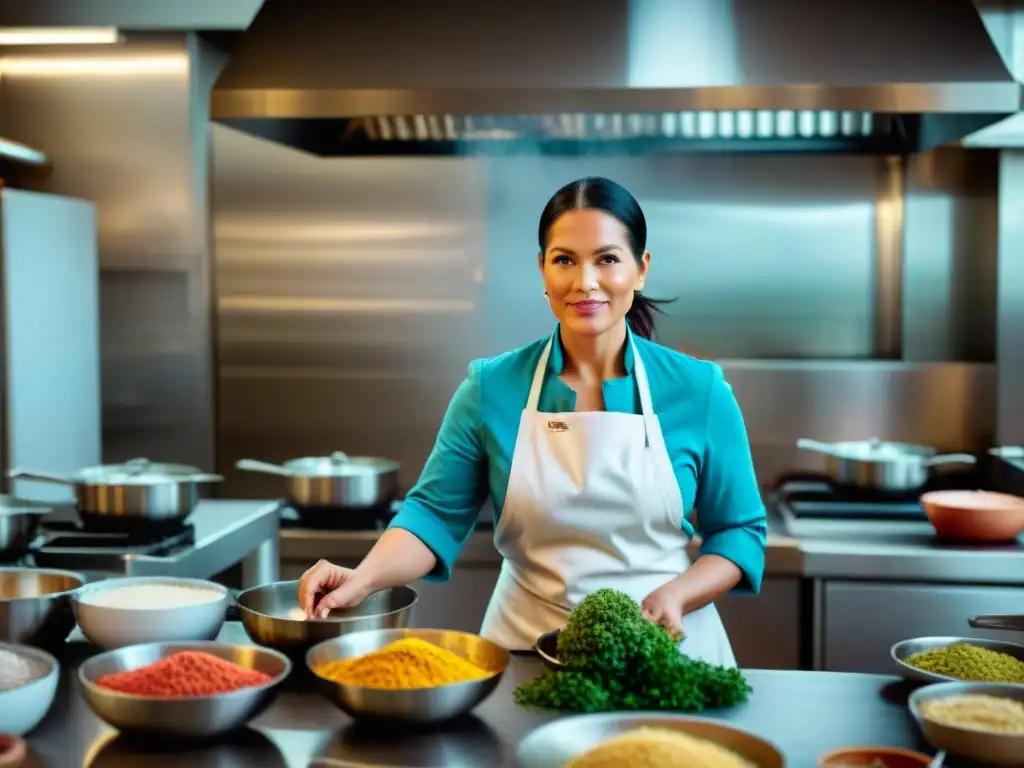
212,0,1021,157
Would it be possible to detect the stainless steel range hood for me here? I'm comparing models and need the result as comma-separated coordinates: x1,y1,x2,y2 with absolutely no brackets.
211,0,1022,157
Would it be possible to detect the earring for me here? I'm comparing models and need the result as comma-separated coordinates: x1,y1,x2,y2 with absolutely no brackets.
544,291,548,297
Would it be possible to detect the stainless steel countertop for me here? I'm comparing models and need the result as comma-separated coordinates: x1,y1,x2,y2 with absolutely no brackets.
33,499,281,581
22,622,958,767
107,499,281,580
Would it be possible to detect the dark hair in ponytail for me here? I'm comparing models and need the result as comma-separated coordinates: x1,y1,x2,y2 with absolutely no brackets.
537,176,672,340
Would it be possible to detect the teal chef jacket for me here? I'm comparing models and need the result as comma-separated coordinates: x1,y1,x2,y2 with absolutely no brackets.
388,324,768,592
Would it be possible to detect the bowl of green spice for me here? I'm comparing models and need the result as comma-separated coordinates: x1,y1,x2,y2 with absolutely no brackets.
890,636,1024,685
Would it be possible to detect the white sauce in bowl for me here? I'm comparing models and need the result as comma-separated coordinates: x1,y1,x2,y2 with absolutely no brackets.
83,583,224,609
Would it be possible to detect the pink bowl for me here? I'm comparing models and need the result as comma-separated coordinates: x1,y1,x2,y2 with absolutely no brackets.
818,746,932,767
0,734,26,768
921,490,1024,543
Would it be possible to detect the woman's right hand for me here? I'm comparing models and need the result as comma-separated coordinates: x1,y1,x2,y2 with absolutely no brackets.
298,559,373,618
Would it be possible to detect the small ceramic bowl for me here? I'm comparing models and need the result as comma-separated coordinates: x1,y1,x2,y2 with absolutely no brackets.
921,490,1024,543
817,746,933,767
0,734,26,768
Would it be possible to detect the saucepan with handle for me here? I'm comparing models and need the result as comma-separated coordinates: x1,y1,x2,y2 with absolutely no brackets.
796,438,976,493
235,452,400,516
969,614,1024,633
9,458,222,528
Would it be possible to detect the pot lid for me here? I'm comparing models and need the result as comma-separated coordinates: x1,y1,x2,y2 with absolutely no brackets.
282,452,399,477
804,438,937,461
77,458,208,485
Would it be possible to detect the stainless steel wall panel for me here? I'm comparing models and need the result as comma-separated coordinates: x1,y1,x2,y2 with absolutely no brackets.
997,150,1024,446
212,126,997,494
0,35,217,469
213,124,486,495
721,361,995,485
480,154,880,360
903,148,1000,362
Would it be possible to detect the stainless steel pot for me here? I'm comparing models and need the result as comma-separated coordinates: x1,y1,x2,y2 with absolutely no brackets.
0,495,52,560
969,615,1024,632
796,438,977,492
236,452,400,510
9,458,222,523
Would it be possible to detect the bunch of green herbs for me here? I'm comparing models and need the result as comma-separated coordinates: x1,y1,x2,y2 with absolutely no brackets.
514,588,752,713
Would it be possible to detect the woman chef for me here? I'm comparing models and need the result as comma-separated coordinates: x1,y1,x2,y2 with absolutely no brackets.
298,177,767,667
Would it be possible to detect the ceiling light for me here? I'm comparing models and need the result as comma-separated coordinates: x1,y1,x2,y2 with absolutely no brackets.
0,27,121,46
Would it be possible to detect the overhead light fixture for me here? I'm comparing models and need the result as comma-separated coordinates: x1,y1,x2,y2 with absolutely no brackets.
0,27,121,46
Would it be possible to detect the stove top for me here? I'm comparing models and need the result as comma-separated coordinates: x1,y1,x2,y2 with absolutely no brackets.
29,520,197,570
769,469,986,523
775,483,927,522
278,500,400,531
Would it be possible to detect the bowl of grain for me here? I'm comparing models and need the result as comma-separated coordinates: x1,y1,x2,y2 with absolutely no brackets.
517,714,785,767
0,641,59,736
889,636,1024,685
74,577,229,650
306,628,509,723
909,681,1024,766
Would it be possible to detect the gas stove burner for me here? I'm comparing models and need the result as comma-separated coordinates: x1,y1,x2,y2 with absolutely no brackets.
771,470,998,523
770,478,925,522
73,512,194,539
30,522,196,571
42,517,193,545
279,500,399,531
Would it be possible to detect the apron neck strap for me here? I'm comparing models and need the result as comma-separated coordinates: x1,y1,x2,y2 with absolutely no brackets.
526,338,553,411
525,332,656,419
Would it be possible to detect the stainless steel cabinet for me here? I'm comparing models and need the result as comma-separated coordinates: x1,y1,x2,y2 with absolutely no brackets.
408,566,500,634
718,577,803,670
822,580,1024,673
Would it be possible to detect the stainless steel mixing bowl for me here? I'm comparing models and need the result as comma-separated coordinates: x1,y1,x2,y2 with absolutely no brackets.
517,713,786,768
0,567,84,646
306,628,509,723
891,636,1024,684
910,681,1024,766
78,640,291,738
235,579,417,654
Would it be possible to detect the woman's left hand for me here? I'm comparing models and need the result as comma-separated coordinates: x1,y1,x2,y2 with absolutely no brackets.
641,581,687,638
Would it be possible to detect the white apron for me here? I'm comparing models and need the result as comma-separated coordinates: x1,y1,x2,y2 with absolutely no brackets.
479,335,736,667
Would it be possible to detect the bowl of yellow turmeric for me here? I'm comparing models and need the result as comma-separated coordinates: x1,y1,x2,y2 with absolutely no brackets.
306,628,510,723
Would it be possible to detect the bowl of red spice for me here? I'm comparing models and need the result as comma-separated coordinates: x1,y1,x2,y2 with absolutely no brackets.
77,641,291,738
